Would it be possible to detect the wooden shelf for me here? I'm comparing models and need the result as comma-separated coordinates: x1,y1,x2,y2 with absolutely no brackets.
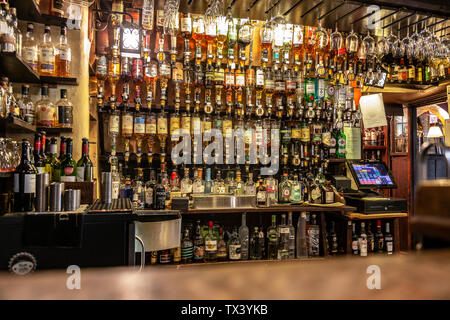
10,0,81,29
40,76,78,86
0,117,36,135
363,145,386,150
0,52,40,84
36,127,73,134
342,212,408,220
328,158,347,163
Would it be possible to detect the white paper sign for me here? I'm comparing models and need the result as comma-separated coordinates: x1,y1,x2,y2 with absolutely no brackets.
359,93,387,129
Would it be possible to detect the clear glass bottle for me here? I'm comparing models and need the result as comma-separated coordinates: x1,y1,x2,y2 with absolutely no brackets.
204,167,213,194
213,170,226,194
256,177,267,206
308,214,320,257
235,171,244,195
132,168,145,209
193,220,205,263
217,227,227,261
17,85,35,125
36,85,56,127
22,23,38,72
38,25,56,76
0,4,15,53
180,167,192,197
226,170,237,194
10,8,21,56
277,214,290,260
192,168,204,194
228,226,242,261
181,227,193,264
265,175,278,205
55,26,71,77
244,172,256,196
239,213,249,260
385,222,393,255
288,212,295,259
359,222,368,257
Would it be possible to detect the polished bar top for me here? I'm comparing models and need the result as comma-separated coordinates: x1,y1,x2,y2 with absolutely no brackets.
186,204,356,214
1,250,449,299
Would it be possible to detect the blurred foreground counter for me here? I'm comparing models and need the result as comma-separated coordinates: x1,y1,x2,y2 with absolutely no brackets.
1,250,450,299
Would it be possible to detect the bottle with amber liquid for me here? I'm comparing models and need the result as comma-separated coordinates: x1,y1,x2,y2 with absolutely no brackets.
56,26,71,77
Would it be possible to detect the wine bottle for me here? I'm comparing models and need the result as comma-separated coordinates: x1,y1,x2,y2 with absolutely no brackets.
60,138,77,182
33,133,45,173
14,139,37,212
76,138,93,182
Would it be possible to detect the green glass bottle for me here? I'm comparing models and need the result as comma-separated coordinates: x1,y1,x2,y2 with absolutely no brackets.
76,138,94,182
336,129,346,159
48,137,59,182
278,172,292,204
60,138,77,182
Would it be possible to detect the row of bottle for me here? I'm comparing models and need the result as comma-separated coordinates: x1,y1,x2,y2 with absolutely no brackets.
350,220,394,256
1,82,74,128
118,164,336,210
156,213,317,264
13,136,93,212
363,127,385,147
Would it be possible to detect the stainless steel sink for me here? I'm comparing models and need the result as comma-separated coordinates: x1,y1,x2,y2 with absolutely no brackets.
191,194,256,209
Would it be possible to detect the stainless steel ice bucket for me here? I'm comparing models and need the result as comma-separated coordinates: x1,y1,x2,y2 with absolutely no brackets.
191,194,256,209
134,211,182,252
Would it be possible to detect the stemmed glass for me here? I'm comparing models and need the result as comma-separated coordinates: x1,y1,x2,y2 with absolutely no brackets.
402,26,412,59
392,28,405,59
386,26,398,56
330,24,343,54
410,24,422,61
376,26,389,59
345,24,359,54
313,20,329,51
362,30,376,59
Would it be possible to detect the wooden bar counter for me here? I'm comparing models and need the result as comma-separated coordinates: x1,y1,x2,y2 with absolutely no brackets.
1,250,449,299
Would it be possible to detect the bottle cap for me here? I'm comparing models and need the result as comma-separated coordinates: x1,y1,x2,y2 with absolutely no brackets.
209,221,213,228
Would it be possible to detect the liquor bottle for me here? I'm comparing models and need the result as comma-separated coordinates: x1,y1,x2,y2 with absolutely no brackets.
33,133,45,173
278,173,292,204
267,215,279,260
217,227,228,261
226,9,237,60
181,227,193,264
385,222,393,255
277,214,290,260
38,25,56,76
327,221,338,255
375,220,385,254
352,222,359,255
144,170,156,209
213,170,226,194
36,85,56,127
76,138,93,182
39,131,50,174
256,176,267,206
336,128,346,159
367,222,375,253
359,222,368,257
308,214,320,257
193,220,205,263
239,213,249,260
228,226,242,261
180,167,192,197
158,250,171,264
290,174,303,202
56,89,73,128
265,175,278,205
323,181,334,204
249,227,261,260
55,26,71,77
288,212,296,259
131,168,145,209
47,137,58,182
52,136,65,182
244,171,256,196
204,221,218,262
60,138,77,182
17,85,35,125
14,140,37,212
235,171,244,195
22,23,38,72
296,212,308,258
153,173,166,210
192,15,205,60
204,168,213,194
192,168,204,194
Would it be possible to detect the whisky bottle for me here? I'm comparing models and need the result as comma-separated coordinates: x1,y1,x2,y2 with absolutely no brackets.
38,25,56,76
55,26,71,77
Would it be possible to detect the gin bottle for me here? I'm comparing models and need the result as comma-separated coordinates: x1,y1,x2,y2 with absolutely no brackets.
277,214,290,259
204,221,218,262
239,213,249,260
308,214,320,257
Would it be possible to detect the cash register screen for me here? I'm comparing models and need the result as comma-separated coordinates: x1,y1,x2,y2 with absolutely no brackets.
350,162,397,189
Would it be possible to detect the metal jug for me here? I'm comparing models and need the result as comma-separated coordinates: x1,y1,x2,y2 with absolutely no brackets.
414,140,450,219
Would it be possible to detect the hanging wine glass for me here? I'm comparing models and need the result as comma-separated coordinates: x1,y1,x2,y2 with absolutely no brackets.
345,24,359,54
402,25,412,59
313,20,329,50
392,28,405,58
427,27,440,60
330,24,343,54
362,30,375,58
410,24,422,60
376,27,389,58
386,27,398,55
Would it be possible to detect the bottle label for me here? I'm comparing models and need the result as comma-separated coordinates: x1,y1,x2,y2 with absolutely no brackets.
256,70,264,86
352,240,359,251
145,117,157,134
322,131,331,146
225,73,235,86
193,245,204,260
23,47,38,64
311,187,321,201
236,74,245,86
60,175,76,182
326,191,334,203
145,187,153,205
58,48,71,61
77,166,85,182
280,227,290,234
282,187,291,199
40,47,55,70
360,240,368,256
109,115,120,134
205,240,217,251
181,17,192,33
36,167,45,174
229,244,241,259
23,174,36,194
387,241,393,253
38,105,56,126
300,126,310,142
112,181,120,199
121,115,133,135
181,245,194,258
157,117,168,134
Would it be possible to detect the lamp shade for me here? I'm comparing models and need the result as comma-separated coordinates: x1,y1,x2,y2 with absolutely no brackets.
427,125,444,138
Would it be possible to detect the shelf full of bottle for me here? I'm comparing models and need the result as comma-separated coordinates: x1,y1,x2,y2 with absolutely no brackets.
142,211,396,266
9,135,94,213
362,126,387,162
0,1,77,83
0,80,76,132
